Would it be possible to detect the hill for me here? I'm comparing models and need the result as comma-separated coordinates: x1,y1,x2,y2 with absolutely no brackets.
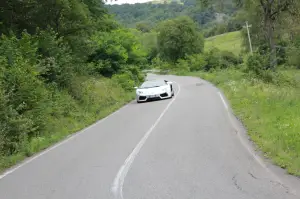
205,31,242,55
105,0,240,36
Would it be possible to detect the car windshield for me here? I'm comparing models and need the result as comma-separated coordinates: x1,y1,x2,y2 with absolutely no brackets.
140,80,166,88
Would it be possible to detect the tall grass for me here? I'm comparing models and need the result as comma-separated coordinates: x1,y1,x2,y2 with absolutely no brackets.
0,77,134,172
189,69,300,176
205,31,242,55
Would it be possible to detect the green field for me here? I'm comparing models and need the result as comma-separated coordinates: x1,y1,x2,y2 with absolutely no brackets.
205,31,243,55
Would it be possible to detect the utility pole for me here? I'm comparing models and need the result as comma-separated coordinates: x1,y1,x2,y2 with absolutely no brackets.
243,21,253,54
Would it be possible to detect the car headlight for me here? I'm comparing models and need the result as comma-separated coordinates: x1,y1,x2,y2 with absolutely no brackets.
137,90,143,94
162,88,168,92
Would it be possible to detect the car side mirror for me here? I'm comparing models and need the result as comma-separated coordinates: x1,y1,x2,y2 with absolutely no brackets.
166,81,173,85
134,86,138,89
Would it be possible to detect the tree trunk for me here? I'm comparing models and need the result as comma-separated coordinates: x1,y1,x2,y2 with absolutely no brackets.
265,9,277,69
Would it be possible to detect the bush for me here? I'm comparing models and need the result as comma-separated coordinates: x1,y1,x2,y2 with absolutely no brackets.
204,48,223,71
121,65,145,84
112,72,136,91
243,53,296,86
154,48,243,74
0,35,54,154
173,59,191,75
0,30,138,172
151,57,173,72
244,53,274,82
220,50,241,66
183,54,208,71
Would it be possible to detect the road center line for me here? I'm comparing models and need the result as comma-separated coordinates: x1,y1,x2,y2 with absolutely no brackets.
111,82,181,199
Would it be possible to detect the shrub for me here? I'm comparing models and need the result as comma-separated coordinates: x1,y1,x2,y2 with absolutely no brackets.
220,50,241,65
112,72,136,91
173,59,191,75
151,57,172,73
121,65,145,84
204,48,222,71
244,53,271,81
184,54,208,71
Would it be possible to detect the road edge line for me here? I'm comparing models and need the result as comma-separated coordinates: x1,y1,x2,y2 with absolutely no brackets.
217,91,284,184
0,102,132,180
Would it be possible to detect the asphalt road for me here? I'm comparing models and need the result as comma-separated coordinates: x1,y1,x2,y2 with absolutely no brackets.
0,74,299,199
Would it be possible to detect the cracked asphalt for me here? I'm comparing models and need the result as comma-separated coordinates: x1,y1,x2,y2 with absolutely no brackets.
0,74,299,199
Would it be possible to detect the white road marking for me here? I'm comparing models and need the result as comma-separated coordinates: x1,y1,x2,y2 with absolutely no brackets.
218,92,228,110
0,103,131,180
111,82,181,199
217,91,284,184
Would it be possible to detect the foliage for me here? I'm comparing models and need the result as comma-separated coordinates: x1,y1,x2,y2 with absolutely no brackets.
136,22,153,33
286,35,300,68
0,0,115,60
89,28,147,77
106,0,239,37
156,16,204,62
106,1,217,28
157,50,241,73
0,0,147,171
180,54,207,71
139,31,159,62
200,0,300,68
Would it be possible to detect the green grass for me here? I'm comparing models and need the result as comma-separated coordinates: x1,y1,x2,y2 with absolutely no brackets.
187,69,300,176
0,77,135,173
205,31,243,55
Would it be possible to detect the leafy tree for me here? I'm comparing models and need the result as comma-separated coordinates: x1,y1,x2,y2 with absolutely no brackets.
89,28,147,76
0,0,148,162
136,22,152,33
139,31,158,62
199,0,300,68
156,16,204,62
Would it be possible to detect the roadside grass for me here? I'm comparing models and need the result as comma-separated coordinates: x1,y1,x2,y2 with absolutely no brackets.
0,77,135,173
187,69,300,176
205,31,243,55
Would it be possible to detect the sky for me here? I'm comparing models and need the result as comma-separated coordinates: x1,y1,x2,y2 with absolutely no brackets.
105,0,154,5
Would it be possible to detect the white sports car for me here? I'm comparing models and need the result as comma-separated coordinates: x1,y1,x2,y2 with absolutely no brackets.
135,79,175,103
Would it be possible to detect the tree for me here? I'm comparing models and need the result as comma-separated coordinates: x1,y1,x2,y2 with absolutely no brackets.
136,22,152,33
88,28,147,77
199,0,300,69
156,16,204,62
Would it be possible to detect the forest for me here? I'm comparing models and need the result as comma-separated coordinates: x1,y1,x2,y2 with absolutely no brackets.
1,0,300,176
106,0,243,37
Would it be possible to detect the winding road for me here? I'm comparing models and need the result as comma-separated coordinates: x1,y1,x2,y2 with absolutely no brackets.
0,74,299,199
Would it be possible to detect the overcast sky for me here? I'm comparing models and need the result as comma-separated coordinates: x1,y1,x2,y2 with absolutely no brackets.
106,0,154,5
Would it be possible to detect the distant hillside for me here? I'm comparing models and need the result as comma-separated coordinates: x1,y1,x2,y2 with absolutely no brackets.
106,0,238,34
205,31,242,55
